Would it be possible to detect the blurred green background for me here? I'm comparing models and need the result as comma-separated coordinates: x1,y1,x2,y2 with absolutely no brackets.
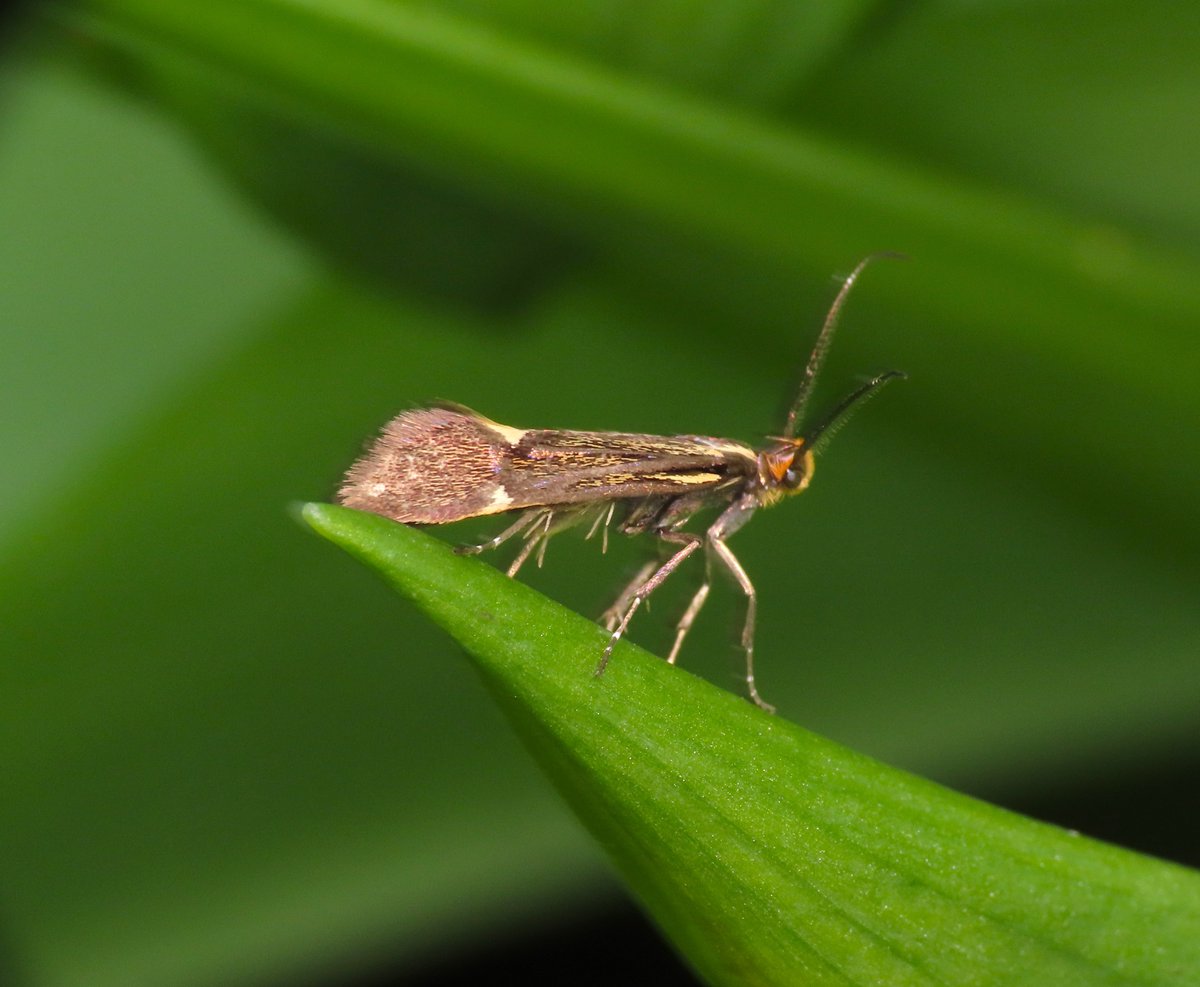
2,2,1198,985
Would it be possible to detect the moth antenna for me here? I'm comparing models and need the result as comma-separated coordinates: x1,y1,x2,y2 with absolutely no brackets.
804,370,906,455
783,252,904,439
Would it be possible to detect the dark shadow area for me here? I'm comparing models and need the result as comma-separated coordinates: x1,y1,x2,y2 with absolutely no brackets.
285,895,698,987
1004,747,1200,870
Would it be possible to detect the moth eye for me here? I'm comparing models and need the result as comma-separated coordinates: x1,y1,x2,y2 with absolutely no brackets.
784,469,799,487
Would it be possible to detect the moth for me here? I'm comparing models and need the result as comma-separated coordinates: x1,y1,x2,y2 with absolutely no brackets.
339,257,904,712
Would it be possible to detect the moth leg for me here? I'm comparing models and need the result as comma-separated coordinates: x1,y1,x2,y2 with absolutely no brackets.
596,531,702,676
665,580,710,666
534,506,598,569
705,496,772,712
585,502,617,555
535,516,553,568
456,509,543,557
709,537,772,714
600,558,657,632
508,510,553,578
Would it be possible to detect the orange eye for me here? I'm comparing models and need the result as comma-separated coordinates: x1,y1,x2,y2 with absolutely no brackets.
763,449,794,483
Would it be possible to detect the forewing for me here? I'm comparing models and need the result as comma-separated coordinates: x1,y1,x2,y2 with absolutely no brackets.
338,407,758,524
338,407,515,523
502,429,756,506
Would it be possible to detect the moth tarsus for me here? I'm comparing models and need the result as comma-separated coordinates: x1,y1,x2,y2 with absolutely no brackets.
338,257,904,712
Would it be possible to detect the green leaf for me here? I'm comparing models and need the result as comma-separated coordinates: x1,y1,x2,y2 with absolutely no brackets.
303,502,1200,987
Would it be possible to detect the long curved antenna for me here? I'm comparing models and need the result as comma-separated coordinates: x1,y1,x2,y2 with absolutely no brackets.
804,370,906,454
783,252,903,439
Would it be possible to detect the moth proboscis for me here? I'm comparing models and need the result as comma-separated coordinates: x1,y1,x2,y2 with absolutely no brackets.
338,256,905,712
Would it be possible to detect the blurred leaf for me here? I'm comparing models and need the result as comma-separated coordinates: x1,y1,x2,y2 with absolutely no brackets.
0,52,308,547
72,0,881,307
795,2,1200,245
305,503,1200,987
155,89,588,309
399,0,882,102
52,0,1200,558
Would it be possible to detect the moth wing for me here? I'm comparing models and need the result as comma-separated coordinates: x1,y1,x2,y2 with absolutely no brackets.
502,429,757,505
339,409,758,523
338,406,518,523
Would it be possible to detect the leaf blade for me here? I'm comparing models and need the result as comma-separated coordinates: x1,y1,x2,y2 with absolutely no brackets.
304,502,1200,986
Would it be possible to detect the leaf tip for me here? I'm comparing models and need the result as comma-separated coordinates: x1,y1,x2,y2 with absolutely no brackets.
292,500,359,543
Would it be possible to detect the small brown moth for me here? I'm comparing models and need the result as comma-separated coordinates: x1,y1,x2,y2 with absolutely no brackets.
339,256,903,712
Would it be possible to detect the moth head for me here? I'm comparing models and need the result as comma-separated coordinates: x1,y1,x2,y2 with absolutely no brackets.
758,440,815,505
